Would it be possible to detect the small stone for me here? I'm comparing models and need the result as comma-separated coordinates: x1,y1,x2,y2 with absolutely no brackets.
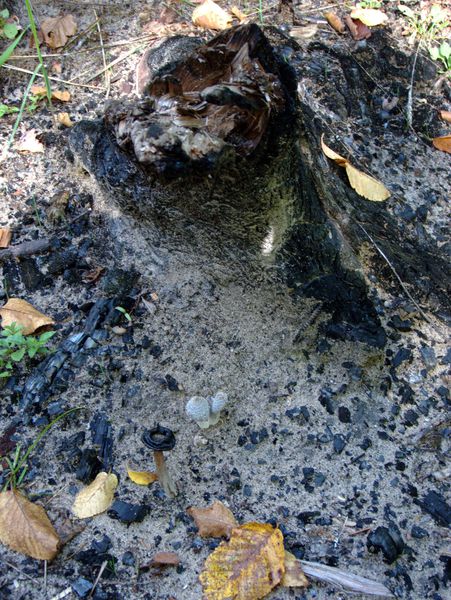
403,409,419,427
165,374,180,391
72,577,93,598
420,346,437,370
392,348,412,369
367,524,405,563
112,326,127,335
333,434,346,454
108,500,149,524
122,551,135,566
338,406,351,423
411,526,429,539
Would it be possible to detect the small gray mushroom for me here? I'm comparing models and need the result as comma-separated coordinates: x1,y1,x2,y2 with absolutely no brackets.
208,391,228,425
186,396,210,429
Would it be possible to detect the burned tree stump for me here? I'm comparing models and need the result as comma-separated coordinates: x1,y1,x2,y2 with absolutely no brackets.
70,24,450,347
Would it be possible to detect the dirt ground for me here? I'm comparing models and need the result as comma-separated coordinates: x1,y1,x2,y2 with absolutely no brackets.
0,1,450,599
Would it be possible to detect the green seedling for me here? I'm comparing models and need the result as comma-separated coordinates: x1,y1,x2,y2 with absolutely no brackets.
0,8,18,39
429,41,451,73
115,306,132,323
0,103,19,117
0,322,55,378
1,408,81,491
398,3,449,42
356,0,382,8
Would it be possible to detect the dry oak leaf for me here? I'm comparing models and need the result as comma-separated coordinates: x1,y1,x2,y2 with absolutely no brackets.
321,135,390,201
188,500,238,538
127,466,158,486
349,8,388,27
324,11,346,34
30,86,70,102
16,129,44,154
432,134,451,154
41,14,77,49
192,0,232,31
0,298,54,335
72,472,118,519
0,229,12,249
344,16,371,40
0,490,60,560
199,522,285,600
281,551,309,588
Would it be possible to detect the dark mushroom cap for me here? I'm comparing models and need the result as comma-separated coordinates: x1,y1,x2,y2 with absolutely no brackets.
142,424,176,451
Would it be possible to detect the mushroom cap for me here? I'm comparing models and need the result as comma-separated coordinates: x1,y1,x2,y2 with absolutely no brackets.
142,424,176,451
210,391,228,413
186,396,210,422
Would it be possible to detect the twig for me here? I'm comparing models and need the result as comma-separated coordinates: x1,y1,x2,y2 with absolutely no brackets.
43,560,47,591
0,559,35,581
333,516,348,548
354,221,431,323
94,10,110,98
82,44,146,84
0,238,51,262
1,63,102,90
300,559,394,597
88,560,108,598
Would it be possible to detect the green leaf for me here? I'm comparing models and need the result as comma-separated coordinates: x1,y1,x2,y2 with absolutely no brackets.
429,46,440,60
10,348,26,362
440,41,451,59
0,371,11,378
0,9,9,19
0,26,27,68
3,23,18,39
38,331,56,343
0,103,19,117
398,4,415,20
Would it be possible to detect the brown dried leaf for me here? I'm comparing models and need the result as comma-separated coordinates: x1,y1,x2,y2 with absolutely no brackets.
56,112,74,127
199,522,285,600
344,16,371,40
16,129,44,154
289,24,318,40
231,6,247,22
281,551,309,588
0,229,12,249
72,472,118,519
192,0,232,31
440,110,451,124
432,134,451,153
187,500,238,538
0,490,60,560
41,14,77,49
151,551,181,566
0,298,54,335
324,11,346,34
350,7,388,27
31,86,70,102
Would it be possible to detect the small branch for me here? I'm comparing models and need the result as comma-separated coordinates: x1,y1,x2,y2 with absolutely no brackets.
406,40,422,130
94,10,110,98
0,239,51,262
1,64,103,90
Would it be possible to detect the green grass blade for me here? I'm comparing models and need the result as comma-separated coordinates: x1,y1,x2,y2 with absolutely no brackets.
0,26,27,67
24,0,52,104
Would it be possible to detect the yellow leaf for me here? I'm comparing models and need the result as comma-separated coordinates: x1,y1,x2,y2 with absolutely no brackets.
320,135,347,165
349,8,388,27
57,112,74,127
0,228,12,248
72,472,118,519
281,551,309,588
30,86,70,102
231,6,247,22
199,522,285,600
41,14,77,49
321,135,390,201
432,134,451,154
187,500,238,538
192,0,232,31
345,162,390,201
127,466,158,486
0,298,54,335
0,491,60,560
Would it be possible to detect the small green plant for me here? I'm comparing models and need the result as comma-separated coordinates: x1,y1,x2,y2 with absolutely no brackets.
429,41,451,73
0,323,55,378
0,8,18,39
115,306,132,323
356,0,382,8
0,103,19,117
398,3,449,42
1,408,80,490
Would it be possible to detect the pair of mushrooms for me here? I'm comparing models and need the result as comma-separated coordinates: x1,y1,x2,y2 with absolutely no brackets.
185,391,229,429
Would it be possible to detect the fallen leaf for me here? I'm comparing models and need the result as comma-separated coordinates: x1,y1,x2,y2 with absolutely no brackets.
192,0,232,30
41,14,77,49
0,229,12,248
440,111,451,124
72,472,118,519
324,11,346,34
0,490,60,560
350,7,388,27
289,24,318,40
151,551,181,566
16,129,44,154
188,500,238,538
199,522,285,600
321,135,390,201
0,298,54,335
31,86,71,102
344,16,371,40
231,6,247,22
432,134,451,154
127,466,158,486
82,266,105,284
56,112,74,127
281,551,309,588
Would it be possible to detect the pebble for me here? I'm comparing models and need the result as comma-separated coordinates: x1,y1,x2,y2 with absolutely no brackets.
367,524,405,563
108,500,149,524
333,434,346,454
72,577,92,598
338,406,351,423
122,551,135,566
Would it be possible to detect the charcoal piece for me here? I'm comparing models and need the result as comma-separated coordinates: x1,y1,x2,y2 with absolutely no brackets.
76,448,102,483
90,413,114,470
367,524,405,563
416,490,451,527
108,500,149,524
72,577,92,598
101,267,139,299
